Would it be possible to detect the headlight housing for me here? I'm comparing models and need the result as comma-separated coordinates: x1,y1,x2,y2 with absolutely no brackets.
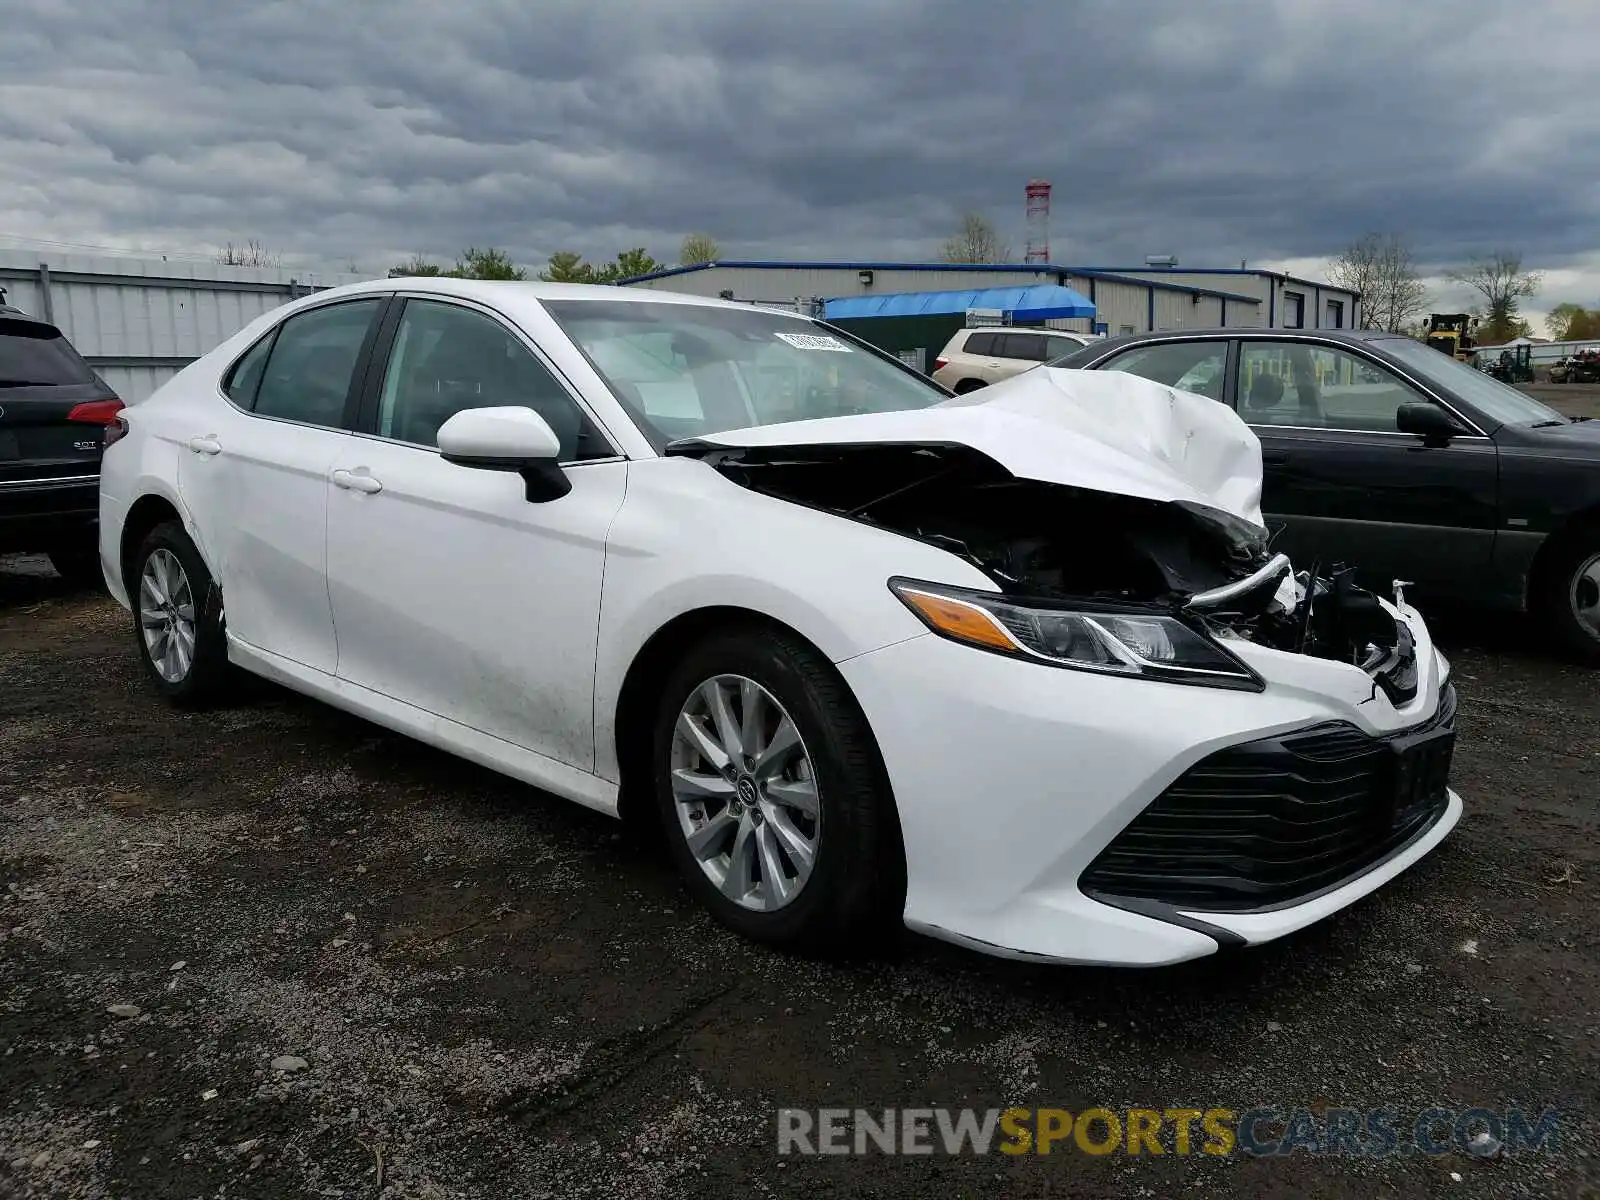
889,578,1263,691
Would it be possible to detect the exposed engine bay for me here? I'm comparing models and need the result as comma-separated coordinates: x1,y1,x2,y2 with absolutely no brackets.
674,440,1418,703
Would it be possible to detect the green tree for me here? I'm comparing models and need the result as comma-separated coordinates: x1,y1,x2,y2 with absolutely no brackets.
388,254,444,278
594,248,661,283
539,248,661,284
451,246,526,280
538,251,595,283
1448,251,1541,345
1547,302,1600,341
679,233,719,266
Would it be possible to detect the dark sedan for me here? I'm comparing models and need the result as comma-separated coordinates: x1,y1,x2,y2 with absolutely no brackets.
1052,328,1600,658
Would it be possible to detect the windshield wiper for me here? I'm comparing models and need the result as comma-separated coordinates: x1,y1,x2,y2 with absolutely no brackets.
1529,418,1568,428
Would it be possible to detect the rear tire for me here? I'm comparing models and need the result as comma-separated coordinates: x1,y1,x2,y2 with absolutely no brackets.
651,625,904,954
953,378,987,394
130,521,233,706
1536,529,1600,662
47,545,106,590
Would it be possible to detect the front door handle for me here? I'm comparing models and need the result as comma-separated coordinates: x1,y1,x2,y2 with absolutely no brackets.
331,469,383,494
187,436,222,456
1261,450,1291,465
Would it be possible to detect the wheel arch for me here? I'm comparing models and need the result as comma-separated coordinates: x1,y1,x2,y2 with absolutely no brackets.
609,606,900,850
119,493,186,600
1527,503,1600,603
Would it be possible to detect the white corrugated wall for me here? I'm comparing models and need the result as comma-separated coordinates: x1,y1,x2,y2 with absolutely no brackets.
0,248,370,402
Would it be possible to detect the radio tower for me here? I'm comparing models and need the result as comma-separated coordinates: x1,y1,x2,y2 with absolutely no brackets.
1024,179,1052,264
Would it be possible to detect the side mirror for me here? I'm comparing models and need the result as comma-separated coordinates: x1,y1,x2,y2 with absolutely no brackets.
1395,402,1459,446
437,406,571,502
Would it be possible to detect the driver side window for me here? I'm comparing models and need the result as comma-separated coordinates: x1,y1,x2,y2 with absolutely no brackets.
1239,342,1428,432
378,300,609,460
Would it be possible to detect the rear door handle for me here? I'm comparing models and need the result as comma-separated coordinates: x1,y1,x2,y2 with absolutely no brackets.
187,436,222,456
331,468,382,494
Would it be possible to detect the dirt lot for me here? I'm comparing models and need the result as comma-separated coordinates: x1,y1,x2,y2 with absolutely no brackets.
1520,381,1600,419
3,387,1598,1198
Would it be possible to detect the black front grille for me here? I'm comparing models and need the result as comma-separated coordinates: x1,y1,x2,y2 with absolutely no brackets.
1081,685,1457,912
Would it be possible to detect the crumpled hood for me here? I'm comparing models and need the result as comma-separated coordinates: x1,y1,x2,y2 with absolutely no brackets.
673,367,1266,529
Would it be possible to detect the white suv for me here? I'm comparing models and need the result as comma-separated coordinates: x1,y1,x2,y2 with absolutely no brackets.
931,328,1093,392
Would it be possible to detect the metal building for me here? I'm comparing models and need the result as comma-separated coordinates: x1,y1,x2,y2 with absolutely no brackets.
1088,266,1361,331
0,248,366,402
617,260,1355,334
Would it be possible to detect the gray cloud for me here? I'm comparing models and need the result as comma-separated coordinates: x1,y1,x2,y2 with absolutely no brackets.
1,0,1596,311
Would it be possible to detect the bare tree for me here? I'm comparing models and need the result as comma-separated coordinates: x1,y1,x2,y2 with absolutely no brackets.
1324,233,1427,333
1448,251,1541,344
679,233,720,266
940,212,1011,263
216,239,281,268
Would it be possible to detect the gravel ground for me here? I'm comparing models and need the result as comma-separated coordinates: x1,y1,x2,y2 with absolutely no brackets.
2,453,1598,1198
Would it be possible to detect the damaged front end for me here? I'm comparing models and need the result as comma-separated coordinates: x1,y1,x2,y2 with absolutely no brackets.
672,438,1418,702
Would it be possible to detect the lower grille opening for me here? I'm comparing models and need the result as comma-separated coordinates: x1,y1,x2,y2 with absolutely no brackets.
1081,685,1456,913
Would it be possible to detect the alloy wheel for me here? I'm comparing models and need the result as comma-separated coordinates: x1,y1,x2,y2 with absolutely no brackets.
670,674,821,912
1572,552,1600,641
139,548,197,684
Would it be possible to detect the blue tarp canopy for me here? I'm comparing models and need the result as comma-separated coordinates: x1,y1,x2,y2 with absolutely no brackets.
822,283,1095,321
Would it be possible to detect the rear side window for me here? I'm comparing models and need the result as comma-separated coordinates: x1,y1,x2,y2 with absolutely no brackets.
0,319,97,387
251,299,382,427
1102,341,1229,400
224,332,276,408
964,332,998,355
998,332,1049,361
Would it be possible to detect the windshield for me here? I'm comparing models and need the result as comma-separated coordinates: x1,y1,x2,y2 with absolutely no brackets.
542,299,945,446
1380,337,1565,427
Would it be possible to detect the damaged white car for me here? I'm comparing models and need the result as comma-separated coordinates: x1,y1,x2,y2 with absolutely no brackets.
98,281,1461,966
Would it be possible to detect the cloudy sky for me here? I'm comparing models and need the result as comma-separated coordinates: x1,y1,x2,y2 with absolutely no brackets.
2,0,1595,324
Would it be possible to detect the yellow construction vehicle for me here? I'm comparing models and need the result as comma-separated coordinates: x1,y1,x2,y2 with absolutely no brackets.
1424,314,1477,362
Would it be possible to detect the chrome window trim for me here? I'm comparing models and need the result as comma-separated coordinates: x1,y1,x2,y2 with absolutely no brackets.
0,474,100,490
1085,332,1492,438
345,427,625,470
1242,424,1491,442
210,290,630,460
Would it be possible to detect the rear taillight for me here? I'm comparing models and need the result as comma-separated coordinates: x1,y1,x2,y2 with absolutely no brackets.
104,415,130,449
932,357,948,371
67,398,125,425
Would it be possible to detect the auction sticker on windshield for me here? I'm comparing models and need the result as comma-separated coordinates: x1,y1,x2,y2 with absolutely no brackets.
774,332,852,352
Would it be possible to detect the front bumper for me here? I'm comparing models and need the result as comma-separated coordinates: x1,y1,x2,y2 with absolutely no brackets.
838,601,1461,966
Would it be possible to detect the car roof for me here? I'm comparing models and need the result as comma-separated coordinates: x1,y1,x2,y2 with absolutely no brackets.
1070,326,1407,354
0,304,67,336
959,327,1086,339
304,276,817,318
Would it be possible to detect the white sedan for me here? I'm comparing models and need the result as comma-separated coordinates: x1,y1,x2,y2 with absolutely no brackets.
98,279,1462,966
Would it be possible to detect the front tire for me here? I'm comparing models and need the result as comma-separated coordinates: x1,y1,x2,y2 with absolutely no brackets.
1537,531,1600,662
130,521,232,706
651,626,904,953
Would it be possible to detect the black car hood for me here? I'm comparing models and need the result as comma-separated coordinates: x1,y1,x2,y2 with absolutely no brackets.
1497,417,1600,452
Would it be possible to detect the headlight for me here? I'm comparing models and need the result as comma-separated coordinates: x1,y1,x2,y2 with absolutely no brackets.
888,578,1263,691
